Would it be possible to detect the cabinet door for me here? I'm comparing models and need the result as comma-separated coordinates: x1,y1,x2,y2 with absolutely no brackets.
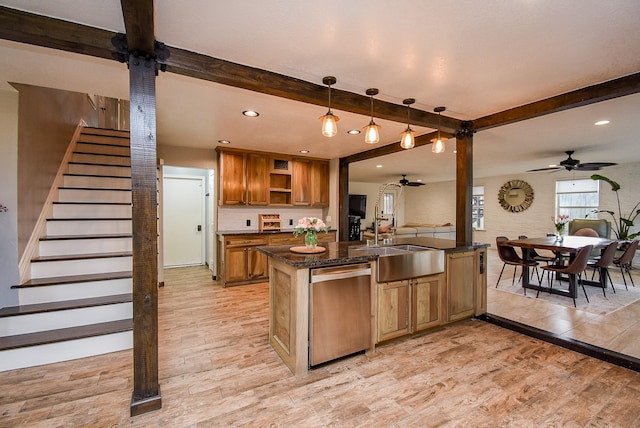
219,150,246,205
377,281,410,342
475,249,487,316
247,247,268,280
412,274,443,332
311,160,330,207
292,158,311,205
317,230,337,243
247,153,269,205
446,251,475,321
225,247,249,283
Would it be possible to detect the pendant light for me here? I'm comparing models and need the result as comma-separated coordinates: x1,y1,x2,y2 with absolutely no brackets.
319,76,339,137
400,98,416,149
431,106,446,153
363,88,381,144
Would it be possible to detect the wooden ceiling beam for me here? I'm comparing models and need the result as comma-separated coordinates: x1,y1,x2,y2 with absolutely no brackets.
0,6,461,133
120,0,156,55
473,72,640,131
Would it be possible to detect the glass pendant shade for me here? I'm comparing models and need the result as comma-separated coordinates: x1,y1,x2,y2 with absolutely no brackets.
320,112,339,137
363,120,381,144
400,126,415,149
431,137,445,153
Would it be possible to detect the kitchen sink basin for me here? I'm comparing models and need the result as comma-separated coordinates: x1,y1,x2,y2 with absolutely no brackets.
349,244,445,282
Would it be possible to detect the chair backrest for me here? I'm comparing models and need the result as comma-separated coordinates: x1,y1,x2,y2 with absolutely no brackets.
496,236,522,263
617,240,639,265
568,219,610,238
564,245,593,274
594,241,618,268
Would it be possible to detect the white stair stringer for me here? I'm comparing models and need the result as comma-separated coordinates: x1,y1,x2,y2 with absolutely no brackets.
2,128,135,371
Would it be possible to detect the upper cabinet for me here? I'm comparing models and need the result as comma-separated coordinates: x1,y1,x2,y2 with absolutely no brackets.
218,148,329,207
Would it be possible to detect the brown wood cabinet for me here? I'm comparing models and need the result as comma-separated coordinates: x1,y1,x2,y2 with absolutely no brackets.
376,273,443,342
218,148,328,207
222,235,268,286
446,251,476,321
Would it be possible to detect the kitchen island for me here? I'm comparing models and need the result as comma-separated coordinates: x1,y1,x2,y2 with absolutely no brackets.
258,237,488,376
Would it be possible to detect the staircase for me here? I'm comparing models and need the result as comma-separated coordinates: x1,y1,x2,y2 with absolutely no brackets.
0,128,134,371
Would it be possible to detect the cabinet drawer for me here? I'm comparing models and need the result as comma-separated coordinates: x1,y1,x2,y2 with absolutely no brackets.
269,234,304,245
225,235,268,247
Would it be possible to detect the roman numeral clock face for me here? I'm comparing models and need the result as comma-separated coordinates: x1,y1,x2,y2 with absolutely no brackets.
498,179,534,213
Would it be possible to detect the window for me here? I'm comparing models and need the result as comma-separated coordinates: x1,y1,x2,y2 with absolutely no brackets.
382,192,394,216
472,186,485,230
555,179,599,220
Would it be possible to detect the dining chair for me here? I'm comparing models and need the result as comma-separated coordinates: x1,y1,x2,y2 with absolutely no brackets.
613,239,638,290
496,236,538,288
518,235,554,282
540,244,593,307
585,241,618,297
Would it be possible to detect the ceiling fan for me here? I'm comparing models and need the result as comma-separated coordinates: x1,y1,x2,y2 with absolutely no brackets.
527,150,617,172
399,174,425,186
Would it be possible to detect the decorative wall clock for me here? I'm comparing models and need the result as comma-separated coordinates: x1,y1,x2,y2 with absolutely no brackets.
498,179,534,212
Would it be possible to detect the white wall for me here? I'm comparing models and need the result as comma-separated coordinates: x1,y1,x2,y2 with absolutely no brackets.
0,89,20,307
349,181,406,230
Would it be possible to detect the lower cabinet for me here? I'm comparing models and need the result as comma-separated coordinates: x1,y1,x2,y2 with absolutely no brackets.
446,251,476,321
223,235,268,286
377,274,443,343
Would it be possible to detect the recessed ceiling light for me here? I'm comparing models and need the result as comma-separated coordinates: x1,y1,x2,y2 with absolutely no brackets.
243,110,259,117
299,149,310,154
416,179,423,182
218,139,231,144
594,120,610,126
375,165,382,168
347,129,361,135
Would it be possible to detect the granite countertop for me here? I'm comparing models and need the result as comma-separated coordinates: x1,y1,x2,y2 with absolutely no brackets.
257,236,489,269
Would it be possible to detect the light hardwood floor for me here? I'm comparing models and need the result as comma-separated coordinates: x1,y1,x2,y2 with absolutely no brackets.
1,263,639,426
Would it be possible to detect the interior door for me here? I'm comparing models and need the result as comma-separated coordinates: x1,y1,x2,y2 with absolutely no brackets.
163,175,205,267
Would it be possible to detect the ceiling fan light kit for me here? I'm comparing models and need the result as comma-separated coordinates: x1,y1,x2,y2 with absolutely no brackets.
400,98,416,149
431,106,447,154
363,88,381,144
319,76,339,137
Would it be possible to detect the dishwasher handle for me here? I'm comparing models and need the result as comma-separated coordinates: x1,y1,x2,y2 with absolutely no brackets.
310,263,371,283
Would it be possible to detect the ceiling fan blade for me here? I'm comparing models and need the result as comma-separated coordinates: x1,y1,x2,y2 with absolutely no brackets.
406,182,425,186
576,162,617,170
527,167,563,172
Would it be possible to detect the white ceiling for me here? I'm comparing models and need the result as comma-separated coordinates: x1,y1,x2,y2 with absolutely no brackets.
1,0,639,184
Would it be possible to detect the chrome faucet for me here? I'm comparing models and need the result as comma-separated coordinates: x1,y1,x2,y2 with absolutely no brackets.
374,182,402,244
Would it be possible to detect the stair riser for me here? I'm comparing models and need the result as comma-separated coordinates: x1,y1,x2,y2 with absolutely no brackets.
76,142,130,157
18,278,132,305
0,331,132,372
71,152,130,166
46,219,131,236
0,303,132,336
52,203,131,219
39,237,132,256
80,132,130,144
58,188,131,203
63,175,131,189
68,163,131,177
31,257,132,279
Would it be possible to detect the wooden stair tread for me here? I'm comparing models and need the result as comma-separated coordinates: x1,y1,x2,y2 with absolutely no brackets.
68,161,131,168
0,319,132,351
58,186,131,191
40,233,132,241
13,271,132,288
0,294,132,318
63,173,132,179
52,201,132,205
73,151,130,158
31,251,132,262
46,217,132,221
81,128,130,138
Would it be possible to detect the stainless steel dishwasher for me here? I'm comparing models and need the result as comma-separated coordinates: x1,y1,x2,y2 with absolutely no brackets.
309,263,372,366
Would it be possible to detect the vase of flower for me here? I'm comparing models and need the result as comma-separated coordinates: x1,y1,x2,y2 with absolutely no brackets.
293,216,329,249
304,230,318,248
553,214,569,241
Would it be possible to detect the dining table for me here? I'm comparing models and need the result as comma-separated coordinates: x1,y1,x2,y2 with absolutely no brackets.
504,235,614,299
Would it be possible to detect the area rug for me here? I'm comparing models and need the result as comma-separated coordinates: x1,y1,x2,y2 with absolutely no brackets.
494,270,640,316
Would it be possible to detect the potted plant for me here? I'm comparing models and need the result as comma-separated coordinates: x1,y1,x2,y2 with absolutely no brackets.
590,174,640,240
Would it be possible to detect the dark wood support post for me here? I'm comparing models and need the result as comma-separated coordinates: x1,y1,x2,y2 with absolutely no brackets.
338,159,350,240
129,53,162,416
455,122,474,246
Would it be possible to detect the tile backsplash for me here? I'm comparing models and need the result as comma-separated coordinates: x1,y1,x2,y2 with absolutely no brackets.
217,206,326,231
